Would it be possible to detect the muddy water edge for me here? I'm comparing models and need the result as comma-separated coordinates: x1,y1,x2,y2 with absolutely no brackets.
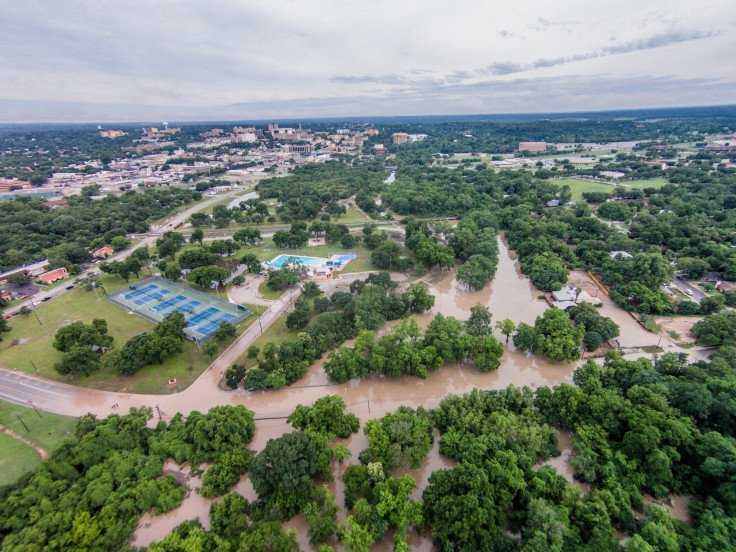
133,235,585,550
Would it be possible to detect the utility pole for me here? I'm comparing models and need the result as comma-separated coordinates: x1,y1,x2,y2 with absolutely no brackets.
28,296,43,326
30,360,40,375
155,404,162,421
28,400,42,419
13,412,29,432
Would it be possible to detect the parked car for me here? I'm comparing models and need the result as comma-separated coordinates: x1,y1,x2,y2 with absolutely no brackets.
41,296,51,302
2,315,11,320
20,294,29,299
65,285,74,290
686,289,694,296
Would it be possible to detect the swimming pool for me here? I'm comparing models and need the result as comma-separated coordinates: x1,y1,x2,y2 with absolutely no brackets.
267,254,328,268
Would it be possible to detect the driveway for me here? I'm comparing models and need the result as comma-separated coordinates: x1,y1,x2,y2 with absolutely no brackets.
669,278,706,302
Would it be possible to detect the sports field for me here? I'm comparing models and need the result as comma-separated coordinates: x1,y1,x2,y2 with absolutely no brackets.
106,277,251,342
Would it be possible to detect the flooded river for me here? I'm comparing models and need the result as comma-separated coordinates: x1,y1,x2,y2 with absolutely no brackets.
133,236,586,549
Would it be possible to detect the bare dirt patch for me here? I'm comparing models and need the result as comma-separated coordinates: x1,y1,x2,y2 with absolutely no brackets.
653,317,700,345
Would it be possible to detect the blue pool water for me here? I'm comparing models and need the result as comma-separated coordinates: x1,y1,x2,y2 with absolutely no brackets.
268,255,327,268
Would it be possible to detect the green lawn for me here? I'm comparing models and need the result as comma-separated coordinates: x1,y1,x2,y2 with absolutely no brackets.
0,398,76,453
0,398,76,486
0,433,40,486
0,273,154,380
0,272,264,394
340,205,372,224
552,177,669,201
258,282,285,300
552,179,616,201
625,177,669,189
235,311,300,368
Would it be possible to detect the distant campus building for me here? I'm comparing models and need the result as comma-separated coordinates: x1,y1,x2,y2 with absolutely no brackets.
518,141,547,152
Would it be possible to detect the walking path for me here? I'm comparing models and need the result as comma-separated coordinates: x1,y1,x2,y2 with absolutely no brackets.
0,423,48,460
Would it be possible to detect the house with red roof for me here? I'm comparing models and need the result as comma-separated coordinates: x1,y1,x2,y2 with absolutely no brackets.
38,267,68,284
93,246,114,258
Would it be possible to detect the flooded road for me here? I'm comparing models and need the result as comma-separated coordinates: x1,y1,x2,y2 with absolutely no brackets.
133,236,581,549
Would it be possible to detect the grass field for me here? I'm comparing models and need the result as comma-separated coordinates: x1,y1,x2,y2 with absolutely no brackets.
625,177,669,189
0,398,77,452
0,272,263,394
0,433,40,486
258,282,285,300
553,177,669,201
0,398,76,486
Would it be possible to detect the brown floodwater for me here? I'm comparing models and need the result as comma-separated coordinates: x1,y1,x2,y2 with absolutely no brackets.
131,236,584,549
643,494,693,525
536,428,591,494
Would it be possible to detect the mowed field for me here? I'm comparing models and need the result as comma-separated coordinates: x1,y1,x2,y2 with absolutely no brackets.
0,398,76,486
553,177,669,201
0,433,40,486
0,273,262,394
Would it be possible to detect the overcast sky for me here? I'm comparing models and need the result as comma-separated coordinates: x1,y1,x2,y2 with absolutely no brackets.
1,0,735,122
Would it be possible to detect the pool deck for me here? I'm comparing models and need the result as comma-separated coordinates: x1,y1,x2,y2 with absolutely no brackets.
265,253,356,271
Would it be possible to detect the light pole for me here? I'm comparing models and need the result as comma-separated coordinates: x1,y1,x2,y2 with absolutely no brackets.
12,412,29,432
28,400,42,419
28,296,42,326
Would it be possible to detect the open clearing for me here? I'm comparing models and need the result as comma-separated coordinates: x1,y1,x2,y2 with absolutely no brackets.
553,177,669,201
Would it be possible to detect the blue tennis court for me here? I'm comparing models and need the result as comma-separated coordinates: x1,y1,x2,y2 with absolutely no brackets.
132,288,170,306
195,312,238,336
170,299,201,315
150,294,186,313
186,306,220,327
106,277,252,343
122,284,157,301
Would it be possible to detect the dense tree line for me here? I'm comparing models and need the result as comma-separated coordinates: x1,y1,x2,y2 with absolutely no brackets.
0,187,199,271
257,160,384,222
244,275,435,390
83,311,191,377
324,310,505,382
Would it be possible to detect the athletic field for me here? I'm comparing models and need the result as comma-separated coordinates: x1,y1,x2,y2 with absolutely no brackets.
105,276,250,343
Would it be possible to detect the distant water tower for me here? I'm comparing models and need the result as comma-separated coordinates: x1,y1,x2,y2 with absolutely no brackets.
163,121,169,130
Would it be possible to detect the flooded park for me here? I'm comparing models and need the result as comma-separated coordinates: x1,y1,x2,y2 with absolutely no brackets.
124,235,686,549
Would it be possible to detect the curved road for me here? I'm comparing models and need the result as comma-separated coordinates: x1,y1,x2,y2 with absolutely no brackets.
0,282,301,419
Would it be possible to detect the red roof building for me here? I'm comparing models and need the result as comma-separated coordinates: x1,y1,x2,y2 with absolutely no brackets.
46,198,68,208
0,180,32,191
38,267,68,284
93,247,114,258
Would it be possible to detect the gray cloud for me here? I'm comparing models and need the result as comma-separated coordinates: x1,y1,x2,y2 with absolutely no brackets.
481,29,716,76
332,29,718,93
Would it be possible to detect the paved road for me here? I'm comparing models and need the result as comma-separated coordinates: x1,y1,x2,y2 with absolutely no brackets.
0,282,301,419
669,278,706,302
